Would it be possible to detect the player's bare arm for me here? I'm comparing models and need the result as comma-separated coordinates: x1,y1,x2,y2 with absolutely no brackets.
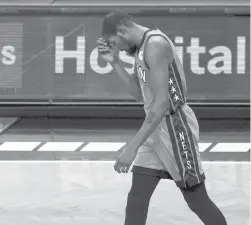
97,38,143,102
112,62,143,102
127,36,174,150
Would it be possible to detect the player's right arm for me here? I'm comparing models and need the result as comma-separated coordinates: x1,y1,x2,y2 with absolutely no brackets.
112,62,143,102
97,38,143,102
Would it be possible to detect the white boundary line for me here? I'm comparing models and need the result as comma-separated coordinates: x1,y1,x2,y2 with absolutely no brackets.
0,161,249,164
0,142,249,152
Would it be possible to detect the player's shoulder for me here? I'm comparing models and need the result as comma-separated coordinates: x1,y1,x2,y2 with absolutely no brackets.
146,34,172,53
144,31,174,65
145,33,173,58
148,35,168,45
146,29,170,45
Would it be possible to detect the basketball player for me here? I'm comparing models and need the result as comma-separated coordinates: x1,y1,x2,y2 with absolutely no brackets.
97,11,228,225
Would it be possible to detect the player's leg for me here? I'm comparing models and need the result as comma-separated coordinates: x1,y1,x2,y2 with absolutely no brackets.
126,139,174,225
124,172,160,225
125,137,167,225
179,181,228,225
154,104,227,224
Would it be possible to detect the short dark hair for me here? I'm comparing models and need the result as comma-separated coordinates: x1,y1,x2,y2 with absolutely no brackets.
102,10,133,37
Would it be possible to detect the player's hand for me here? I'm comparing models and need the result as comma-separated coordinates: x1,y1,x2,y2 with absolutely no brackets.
114,146,137,174
97,37,119,63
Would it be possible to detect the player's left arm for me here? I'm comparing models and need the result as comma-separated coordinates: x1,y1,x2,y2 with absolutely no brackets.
128,36,174,150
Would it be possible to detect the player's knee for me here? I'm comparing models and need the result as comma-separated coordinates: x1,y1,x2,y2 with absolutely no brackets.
126,188,150,209
127,189,147,203
181,182,208,212
187,201,200,213
128,180,152,201
182,193,201,213
126,173,159,211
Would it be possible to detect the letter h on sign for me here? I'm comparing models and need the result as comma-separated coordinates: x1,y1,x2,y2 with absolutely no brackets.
55,36,85,74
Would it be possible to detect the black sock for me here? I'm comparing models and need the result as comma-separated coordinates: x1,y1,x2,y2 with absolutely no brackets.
179,181,228,225
124,173,160,225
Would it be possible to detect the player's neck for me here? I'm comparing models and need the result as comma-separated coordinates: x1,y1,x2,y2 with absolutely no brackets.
132,24,150,48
